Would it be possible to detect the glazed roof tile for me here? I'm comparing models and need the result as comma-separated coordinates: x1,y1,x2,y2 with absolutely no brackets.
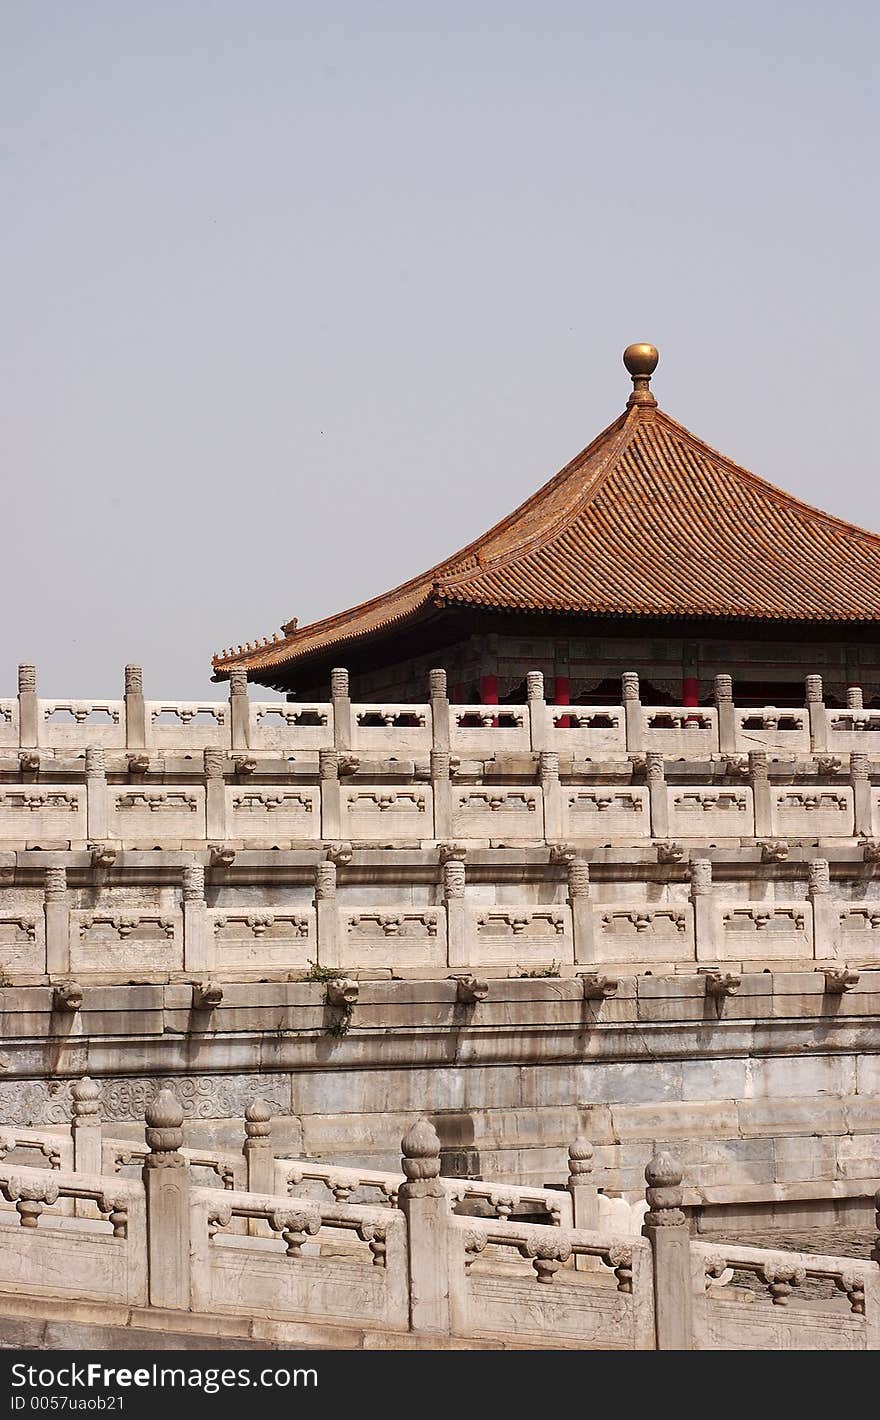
214,399,880,679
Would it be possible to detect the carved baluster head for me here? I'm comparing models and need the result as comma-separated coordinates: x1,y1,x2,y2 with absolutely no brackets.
808,858,831,895
244,1098,272,1149
526,671,545,702
182,864,205,902
714,674,733,705
400,1117,443,1198
71,1076,101,1124
805,674,823,705
567,858,590,900
315,860,337,900
851,752,869,782
847,686,864,710
567,1137,594,1187
228,668,248,698
144,1089,185,1168
429,669,447,699
319,748,339,781
643,1149,685,1230
690,858,713,896
622,672,640,703
44,865,67,901
431,749,452,781
645,751,665,784
443,857,466,900
330,668,349,700
18,664,36,694
749,750,768,782
539,750,559,783
124,665,143,696
203,749,225,780
85,747,105,779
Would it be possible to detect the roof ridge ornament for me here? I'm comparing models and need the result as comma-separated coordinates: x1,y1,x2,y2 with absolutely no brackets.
623,343,658,408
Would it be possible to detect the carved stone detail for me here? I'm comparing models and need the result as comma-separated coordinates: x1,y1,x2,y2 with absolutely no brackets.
53,982,83,1012
443,858,466,900
44,866,67,900
144,1089,185,1168
18,665,36,693
124,665,143,695
71,1076,101,1121
84,747,105,778
330,668,349,698
643,1150,685,1228
315,861,337,900
204,749,225,779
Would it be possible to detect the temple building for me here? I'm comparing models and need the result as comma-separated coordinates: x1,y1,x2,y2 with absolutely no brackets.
213,344,880,708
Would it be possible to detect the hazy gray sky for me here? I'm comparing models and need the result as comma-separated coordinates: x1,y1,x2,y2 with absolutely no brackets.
2,1,876,699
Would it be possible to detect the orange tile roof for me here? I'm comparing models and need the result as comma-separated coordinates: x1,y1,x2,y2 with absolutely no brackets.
213,398,880,680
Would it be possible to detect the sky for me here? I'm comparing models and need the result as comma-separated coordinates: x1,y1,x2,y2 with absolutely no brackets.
1,1,877,699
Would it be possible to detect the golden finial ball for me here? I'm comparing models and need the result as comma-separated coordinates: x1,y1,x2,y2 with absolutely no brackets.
623,343,659,377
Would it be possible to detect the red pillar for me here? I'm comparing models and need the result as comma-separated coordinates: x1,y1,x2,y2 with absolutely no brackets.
480,675,499,705
554,676,571,729
682,677,699,708
452,683,466,704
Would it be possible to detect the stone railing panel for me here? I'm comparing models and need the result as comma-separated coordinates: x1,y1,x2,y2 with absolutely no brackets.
593,904,695,964
712,901,813,962
0,787,87,845
0,906,46,974
110,787,207,843
563,788,650,840
668,788,755,839
837,908,880,963
190,1187,409,1332
351,705,432,755
642,707,719,755
69,909,184,974
209,909,316,972
145,703,228,750
771,788,854,838
734,709,811,753
39,701,125,750
466,904,573,969
227,786,321,844
449,1215,654,1349
449,705,531,754
338,907,446,971
0,700,19,748
690,1239,874,1351
453,787,544,841
827,710,880,753
0,1163,146,1307
248,703,333,752
546,708,626,755
342,785,433,842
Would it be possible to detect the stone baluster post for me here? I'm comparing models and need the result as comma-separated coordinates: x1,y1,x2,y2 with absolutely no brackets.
182,864,209,974
319,749,343,839
443,855,467,969
84,747,108,842
805,674,827,753
847,686,864,710
18,664,38,749
714,674,736,754
527,671,548,752
44,865,70,976
228,668,250,751
568,858,595,964
71,1077,103,1176
124,665,146,750
749,751,773,837
429,669,450,752
642,1149,693,1350
808,858,836,962
431,750,454,840
851,753,872,838
331,668,352,752
142,1090,191,1311
204,750,228,841
622,672,643,754
646,752,669,839
399,1118,451,1336
315,860,340,969
690,859,714,963
539,750,562,841
244,1099,274,1236
568,1138,599,1269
